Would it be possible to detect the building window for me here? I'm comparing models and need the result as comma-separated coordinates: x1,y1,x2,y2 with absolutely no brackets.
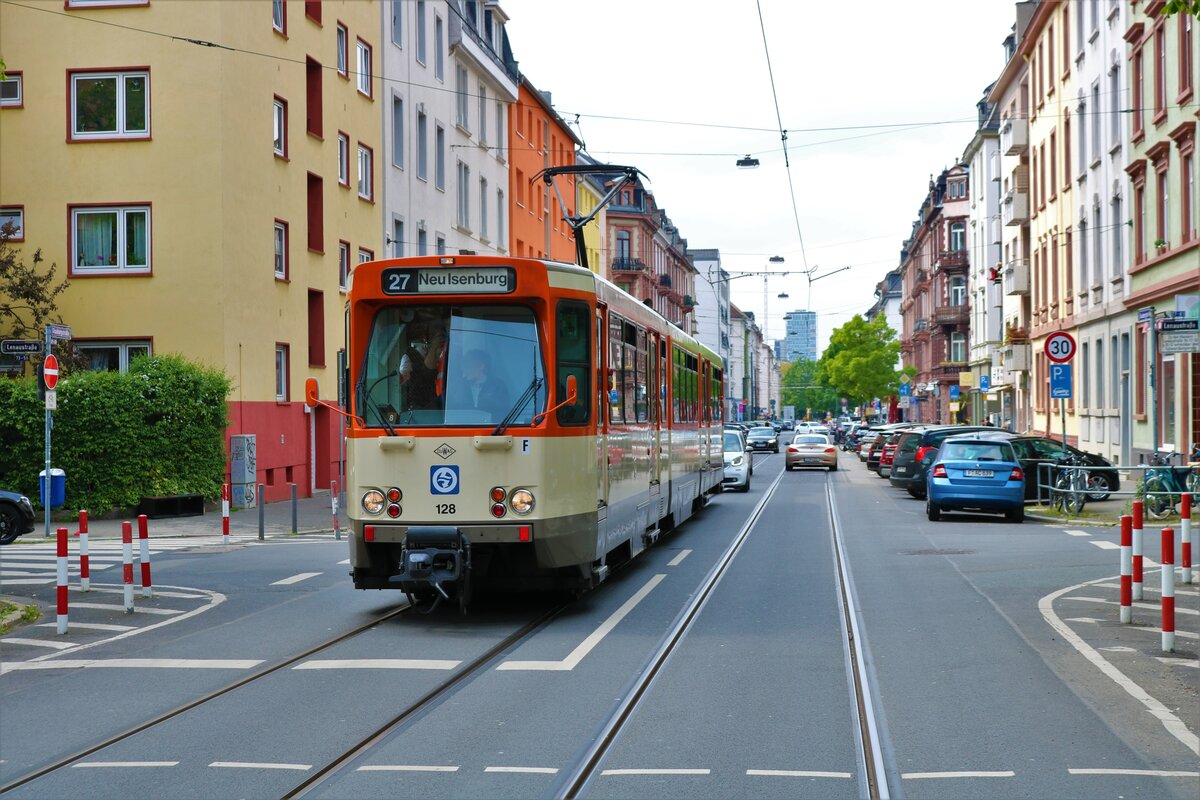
338,240,349,291
1134,182,1146,262
390,0,402,46
71,205,150,274
273,97,287,157
949,221,965,251
417,228,427,256
392,95,404,168
417,111,428,180
1109,67,1121,145
456,160,470,229
416,1,427,63
1154,25,1167,120
274,220,288,279
272,0,285,33
1081,342,1090,407
478,84,488,145
0,72,22,108
304,0,321,24
950,276,966,306
307,173,323,252
337,132,349,185
307,289,325,368
1181,14,1195,101
1182,151,1194,243
392,219,404,257
496,100,504,157
436,234,446,255
1090,82,1100,163
77,340,151,373
356,39,372,97
435,124,446,190
0,207,25,241
306,57,322,137
455,65,469,131
497,189,505,249
1132,48,1144,139
1111,194,1123,274
358,247,373,264
1092,205,1101,284
479,177,488,241
435,15,444,81
336,24,348,76
275,344,289,402
358,143,373,201
70,70,149,140
1157,167,1170,246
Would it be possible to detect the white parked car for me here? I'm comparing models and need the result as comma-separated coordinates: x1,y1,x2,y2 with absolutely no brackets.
722,429,752,492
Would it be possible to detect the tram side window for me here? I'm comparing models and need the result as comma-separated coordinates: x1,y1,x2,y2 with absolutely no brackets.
672,348,682,423
608,313,624,424
711,367,723,424
634,326,649,422
622,321,637,425
555,300,590,426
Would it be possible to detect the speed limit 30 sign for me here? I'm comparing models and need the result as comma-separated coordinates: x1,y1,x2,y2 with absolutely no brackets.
1044,331,1076,363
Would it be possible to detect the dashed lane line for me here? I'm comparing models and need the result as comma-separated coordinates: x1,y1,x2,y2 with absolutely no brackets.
484,767,559,774
35,622,134,632
667,549,692,567
0,638,75,650
1068,768,1199,777
1,659,263,671
72,762,179,768
68,602,183,616
902,771,1016,779
746,769,854,778
271,572,322,586
1066,530,1091,537
293,659,460,670
601,769,710,776
84,587,207,599
357,765,459,772
1155,657,1200,668
210,762,311,771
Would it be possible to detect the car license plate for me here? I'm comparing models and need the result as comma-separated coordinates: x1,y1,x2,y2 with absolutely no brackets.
895,466,907,474
964,469,994,478
803,458,818,463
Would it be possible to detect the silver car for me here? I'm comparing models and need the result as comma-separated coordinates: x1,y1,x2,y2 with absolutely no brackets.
722,430,752,492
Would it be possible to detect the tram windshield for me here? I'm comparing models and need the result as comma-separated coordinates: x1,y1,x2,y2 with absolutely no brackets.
357,304,546,429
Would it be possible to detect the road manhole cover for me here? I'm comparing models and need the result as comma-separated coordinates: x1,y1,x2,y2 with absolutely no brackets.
898,548,976,556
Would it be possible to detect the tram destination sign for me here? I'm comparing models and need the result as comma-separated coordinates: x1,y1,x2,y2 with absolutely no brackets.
382,267,515,295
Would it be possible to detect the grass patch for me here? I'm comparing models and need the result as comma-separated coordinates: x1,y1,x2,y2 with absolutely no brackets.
0,601,41,635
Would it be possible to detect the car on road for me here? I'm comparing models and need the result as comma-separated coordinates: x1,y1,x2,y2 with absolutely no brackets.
926,434,1025,522
746,426,780,453
722,429,752,492
0,489,36,545
888,425,996,498
786,433,838,471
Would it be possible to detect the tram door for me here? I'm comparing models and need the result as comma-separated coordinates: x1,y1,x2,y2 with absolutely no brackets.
648,332,661,491
658,337,669,495
596,307,609,537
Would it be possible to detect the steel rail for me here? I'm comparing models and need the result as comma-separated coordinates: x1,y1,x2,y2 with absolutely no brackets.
283,601,569,798
825,477,891,799
0,601,413,795
552,467,787,799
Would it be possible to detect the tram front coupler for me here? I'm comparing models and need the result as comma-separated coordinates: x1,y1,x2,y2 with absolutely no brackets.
391,527,471,612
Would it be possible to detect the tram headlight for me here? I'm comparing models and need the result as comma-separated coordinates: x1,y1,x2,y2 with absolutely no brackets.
361,489,385,515
509,488,535,516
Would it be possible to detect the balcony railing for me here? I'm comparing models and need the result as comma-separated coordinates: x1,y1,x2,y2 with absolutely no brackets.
612,257,646,271
933,304,969,325
1000,116,1028,155
1002,342,1031,372
913,318,930,334
658,273,672,288
1002,187,1029,226
1003,258,1029,296
936,250,968,270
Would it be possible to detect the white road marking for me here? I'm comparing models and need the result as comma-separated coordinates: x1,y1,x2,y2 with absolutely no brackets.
338,559,350,565
1090,540,1121,550
902,771,1015,779
1041,577,1200,755
484,766,559,774
85,587,206,599
1098,646,1138,653
271,572,322,586
746,769,854,778
601,769,710,776
498,574,666,671
667,549,692,567
1065,617,1104,624
1155,657,1199,669
210,762,311,770
1,659,262,671
357,765,459,772
1065,596,1199,616
294,659,460,670
0,579,53,586
68,602,182,616
1066,530,1091,537
36,622,135,632
1068,768,1199,777
1094,582,1199,597
1133,626,1198,640
72,762,179,768
0,638,75,650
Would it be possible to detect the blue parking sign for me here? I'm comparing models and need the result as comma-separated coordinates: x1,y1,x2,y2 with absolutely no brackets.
1050,363,1072,399
980,374,990,392
949,385,960,401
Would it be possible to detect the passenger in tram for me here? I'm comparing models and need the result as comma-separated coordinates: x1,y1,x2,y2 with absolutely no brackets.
453,348,510,420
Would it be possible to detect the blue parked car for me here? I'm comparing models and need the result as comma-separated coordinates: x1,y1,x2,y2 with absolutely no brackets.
926,434,1025,523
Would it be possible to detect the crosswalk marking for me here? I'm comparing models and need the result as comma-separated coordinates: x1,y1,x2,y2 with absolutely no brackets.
271,572,321,586
1,638,75,650
1089,541,1121,551
69,602,183,616
35,622,134,632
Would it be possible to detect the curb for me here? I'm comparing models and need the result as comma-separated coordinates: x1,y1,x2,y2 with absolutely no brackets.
1026,511,1120,527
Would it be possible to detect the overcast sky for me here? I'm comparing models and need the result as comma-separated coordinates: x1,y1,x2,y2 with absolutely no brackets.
503,0,1019,353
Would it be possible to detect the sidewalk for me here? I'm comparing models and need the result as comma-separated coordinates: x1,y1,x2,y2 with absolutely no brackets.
1026,494,1190,528
27,491,345,542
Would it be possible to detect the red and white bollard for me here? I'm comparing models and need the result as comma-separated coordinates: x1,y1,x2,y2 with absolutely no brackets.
1119,514,1133,624
138,514,153,599
1132,500,1144,601
1181,493,1193,585
331,480,340,541
77,509,90,592
56,527,69,634
222,482,231,545
1161,527,1175,653
122,521,134,614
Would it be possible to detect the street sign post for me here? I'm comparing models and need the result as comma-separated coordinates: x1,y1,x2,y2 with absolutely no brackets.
1050,363,1072,398
1,339,41,355
980,374,990,392
47,323,72,341
949,385,961,401
42,354,59,390
1043,331,1076,446
1044,331,1076,363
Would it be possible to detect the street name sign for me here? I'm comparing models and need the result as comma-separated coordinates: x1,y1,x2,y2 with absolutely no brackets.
48,324,72,341
1,339,41,354
1050,363,1072,399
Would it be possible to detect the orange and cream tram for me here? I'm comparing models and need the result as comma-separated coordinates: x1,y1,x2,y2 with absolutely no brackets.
307,255,724,610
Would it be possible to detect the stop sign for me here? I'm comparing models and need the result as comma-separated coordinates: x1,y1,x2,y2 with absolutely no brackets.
43,354,59,390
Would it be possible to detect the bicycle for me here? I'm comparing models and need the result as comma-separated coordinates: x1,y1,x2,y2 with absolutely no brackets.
1052,454,1090,516
1141,446,1200,520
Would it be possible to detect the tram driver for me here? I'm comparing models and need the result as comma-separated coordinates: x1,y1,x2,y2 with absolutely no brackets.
398,320,446,409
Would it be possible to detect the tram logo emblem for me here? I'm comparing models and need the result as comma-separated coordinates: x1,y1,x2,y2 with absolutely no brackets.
433,443,456,460
430,465,460,495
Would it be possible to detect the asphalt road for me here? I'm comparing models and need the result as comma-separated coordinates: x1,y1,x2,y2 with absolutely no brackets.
0,439,1196,799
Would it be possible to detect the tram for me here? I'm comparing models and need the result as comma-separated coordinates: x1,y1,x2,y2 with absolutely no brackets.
306,255,724,610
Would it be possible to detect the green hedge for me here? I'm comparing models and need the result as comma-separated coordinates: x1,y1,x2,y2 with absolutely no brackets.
0,355,230,512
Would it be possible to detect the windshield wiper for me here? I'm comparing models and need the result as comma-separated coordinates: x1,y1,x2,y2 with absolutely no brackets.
492,376,543,436
355,377,397,437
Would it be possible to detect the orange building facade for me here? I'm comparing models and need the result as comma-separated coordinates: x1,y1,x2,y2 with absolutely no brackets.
508,78,580,262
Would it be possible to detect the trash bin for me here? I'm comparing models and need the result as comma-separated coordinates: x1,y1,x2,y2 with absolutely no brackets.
39,468,65,508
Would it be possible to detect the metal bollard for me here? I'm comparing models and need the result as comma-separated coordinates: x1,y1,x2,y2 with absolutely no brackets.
1181,493,1193,585
1162,527,1175,653
291,483,298,534
258,482,265,541
122,521,134,614
138,514,153,598
77,509,90,592
1119,514,1132,624
56,527,68,634
1132,500,1144,601
221,482,230,545
332,480,340,541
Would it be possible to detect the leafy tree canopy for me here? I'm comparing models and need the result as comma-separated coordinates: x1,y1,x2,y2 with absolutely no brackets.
1163,0,1200,18
821,314,904,406
780,358,838,419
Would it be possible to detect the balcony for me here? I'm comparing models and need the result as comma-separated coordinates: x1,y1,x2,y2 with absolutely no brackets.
657,273,672,296
1000,116,1028,155
1002,342,1031,373
933,304,969,326
1002,187,1029,226
1003,258,1029,296
612,257,646,272
936,250,968,271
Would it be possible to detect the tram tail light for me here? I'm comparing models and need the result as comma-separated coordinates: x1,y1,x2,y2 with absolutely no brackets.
386,504,402,518
490,486,506,503
387,487,402,503
364,525,375,542
491,503,506,518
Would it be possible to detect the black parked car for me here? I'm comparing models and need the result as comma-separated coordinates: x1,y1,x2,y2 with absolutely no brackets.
0,489,36,545
889,425,996,498
991,434,1119,501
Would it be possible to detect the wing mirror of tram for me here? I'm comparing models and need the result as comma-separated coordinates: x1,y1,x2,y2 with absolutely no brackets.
305,377,320,408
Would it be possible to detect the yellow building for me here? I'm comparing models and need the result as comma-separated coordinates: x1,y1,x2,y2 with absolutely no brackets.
0,0,381,501
574,153,607,277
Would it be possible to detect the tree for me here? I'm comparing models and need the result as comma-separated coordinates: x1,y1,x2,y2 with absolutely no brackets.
821,314,904,408
780,358,837,419
1163,0,1200,17
0,225,74,376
